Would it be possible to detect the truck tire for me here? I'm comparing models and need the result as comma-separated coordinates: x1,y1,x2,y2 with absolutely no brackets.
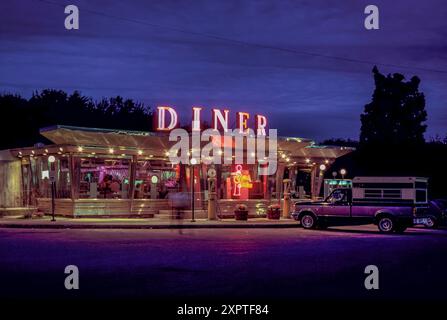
377,216,395,233
300,213,317,229
425,216,438,229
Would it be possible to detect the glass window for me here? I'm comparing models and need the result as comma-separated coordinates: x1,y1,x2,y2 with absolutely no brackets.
27,155,71,200
78,157,130,199
364,189,382,198
134,160,179,199
416,190,427,203
327,189,347,203
382,189,401,198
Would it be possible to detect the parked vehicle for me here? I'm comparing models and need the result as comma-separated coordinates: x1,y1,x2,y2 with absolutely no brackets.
292,177,429,233
420,199,447,228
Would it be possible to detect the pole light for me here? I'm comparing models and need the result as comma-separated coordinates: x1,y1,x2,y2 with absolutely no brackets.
190,158,198,222
340,168,347,180
48,156,56,222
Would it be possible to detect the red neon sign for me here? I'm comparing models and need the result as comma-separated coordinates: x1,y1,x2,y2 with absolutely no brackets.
232,164,253,197
154,106,267,133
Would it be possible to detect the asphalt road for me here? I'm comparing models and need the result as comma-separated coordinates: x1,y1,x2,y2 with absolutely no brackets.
0,225,446,301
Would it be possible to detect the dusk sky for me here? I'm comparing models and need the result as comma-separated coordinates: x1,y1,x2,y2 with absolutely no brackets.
1,0,446,141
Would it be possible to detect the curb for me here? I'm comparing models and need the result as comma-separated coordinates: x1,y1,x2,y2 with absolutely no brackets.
0,223,300,230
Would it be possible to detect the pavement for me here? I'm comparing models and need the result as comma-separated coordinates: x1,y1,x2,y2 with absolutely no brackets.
0,215,299,229
1,225,447,302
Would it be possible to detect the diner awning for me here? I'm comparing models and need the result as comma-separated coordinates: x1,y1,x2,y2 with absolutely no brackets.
40,125,171,151
35,125,354,160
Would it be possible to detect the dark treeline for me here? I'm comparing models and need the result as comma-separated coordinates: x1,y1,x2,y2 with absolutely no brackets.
320,138,359,148
0,89,153,149
325,67,447,198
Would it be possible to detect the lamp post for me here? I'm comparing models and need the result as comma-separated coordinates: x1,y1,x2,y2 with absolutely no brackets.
190,158,197,222
48,155,56,222
340,168,347,180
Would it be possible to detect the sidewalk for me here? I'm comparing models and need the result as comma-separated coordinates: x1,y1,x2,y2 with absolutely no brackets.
0,215,299,229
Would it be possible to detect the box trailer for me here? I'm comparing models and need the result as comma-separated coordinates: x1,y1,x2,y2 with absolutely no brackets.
352,176,428,205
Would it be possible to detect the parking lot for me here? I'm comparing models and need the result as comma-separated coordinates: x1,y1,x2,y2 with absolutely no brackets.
0,225,446,301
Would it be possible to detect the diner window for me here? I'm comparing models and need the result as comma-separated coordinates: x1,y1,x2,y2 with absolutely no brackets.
29,155,71,200
78,157,130,199
134,160,179,199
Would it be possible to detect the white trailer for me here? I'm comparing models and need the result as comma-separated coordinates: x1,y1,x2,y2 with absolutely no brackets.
352,176,428,204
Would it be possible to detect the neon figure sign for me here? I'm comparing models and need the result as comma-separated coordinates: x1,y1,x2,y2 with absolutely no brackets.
155,106,268,135
232,164,253,197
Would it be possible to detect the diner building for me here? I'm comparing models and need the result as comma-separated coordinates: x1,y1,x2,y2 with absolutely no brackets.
0,125,353,218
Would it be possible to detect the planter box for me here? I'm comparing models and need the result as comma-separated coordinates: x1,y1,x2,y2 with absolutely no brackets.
267,207,281,220
267,209,281,220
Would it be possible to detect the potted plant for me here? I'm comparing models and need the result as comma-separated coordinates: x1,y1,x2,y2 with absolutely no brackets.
234,203,248,221
267,204,281,220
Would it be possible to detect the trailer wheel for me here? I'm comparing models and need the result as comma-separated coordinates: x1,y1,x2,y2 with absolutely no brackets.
377,216,395,233
300,213,317,229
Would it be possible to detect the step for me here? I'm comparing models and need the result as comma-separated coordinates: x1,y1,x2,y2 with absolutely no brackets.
157,209,207,219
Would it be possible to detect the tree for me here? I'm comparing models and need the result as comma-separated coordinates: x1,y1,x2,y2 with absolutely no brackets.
0,93,32,149
360,66,427,147
0,89,153,149
320,138,359,148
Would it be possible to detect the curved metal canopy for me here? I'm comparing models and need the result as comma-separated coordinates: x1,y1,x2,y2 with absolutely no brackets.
37,125,353,160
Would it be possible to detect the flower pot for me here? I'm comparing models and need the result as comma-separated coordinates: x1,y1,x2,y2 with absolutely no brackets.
267,208,281,220
234,210,248,221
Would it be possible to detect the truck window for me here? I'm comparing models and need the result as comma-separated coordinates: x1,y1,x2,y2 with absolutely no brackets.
383,189,402,198
416,190,427,203
326,189,347,203
364,189,381,198
364,189,402,199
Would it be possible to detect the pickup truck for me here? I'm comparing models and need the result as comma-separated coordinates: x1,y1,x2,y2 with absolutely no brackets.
292,188,425,233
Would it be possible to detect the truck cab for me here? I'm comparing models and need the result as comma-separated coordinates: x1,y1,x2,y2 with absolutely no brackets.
310,188,353,221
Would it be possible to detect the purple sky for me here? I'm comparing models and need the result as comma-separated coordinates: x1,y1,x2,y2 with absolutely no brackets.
1,0,446,141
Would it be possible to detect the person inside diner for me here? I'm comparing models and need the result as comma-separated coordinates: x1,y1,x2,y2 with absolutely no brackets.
100,175,112,198
110,178,121,198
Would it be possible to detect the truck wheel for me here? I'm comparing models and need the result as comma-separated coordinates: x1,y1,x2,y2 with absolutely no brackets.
425,216,438,229
300,213,316,229
378,216,394,233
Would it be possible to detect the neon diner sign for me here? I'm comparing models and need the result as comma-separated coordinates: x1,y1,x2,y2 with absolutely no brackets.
155,106,268,135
